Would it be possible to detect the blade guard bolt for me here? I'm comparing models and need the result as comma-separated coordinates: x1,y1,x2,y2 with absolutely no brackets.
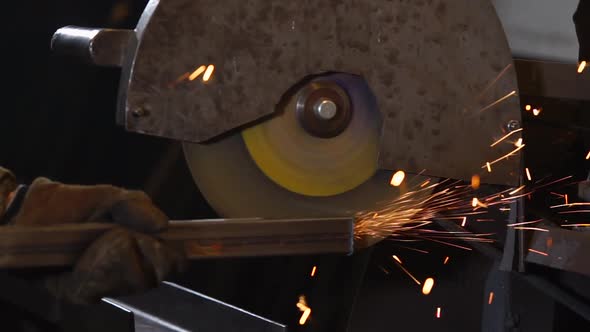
132,107,148,118
507,120,520,131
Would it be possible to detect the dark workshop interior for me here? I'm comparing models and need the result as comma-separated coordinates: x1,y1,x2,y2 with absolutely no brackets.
2,0,590,331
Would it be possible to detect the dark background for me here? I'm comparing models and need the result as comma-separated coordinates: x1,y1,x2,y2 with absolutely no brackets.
3,1,590,331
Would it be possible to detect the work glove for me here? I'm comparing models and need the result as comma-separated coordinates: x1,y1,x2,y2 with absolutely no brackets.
0,169,185,305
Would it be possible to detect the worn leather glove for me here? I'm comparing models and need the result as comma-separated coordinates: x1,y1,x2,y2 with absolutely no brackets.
0,168,185,304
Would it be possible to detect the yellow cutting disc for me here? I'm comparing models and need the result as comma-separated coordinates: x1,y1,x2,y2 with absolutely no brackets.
241,74,379,197
183,73,432,219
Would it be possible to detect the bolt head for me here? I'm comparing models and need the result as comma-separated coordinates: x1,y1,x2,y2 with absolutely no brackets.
313,99,338,120
507,120,520,131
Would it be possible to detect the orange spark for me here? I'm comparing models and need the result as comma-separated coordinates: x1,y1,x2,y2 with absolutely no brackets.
514,138,523,148
565,194,569,205
396,245,429,254
393,259,421,285
392,255,403,264
296,296,308,311
509,185,526,195
525,168,532,181
586,151,590,160
532,175,573,191
507,219,542,227
562,224,590,227
426,237,473,251
422,278,435,295
490,128,523,147
436,307,442,318
420,180,431,188
189,65,207,81
390,170,405,187
546,237,553,248
486,162,492,173
578,61,587,74
532,108,541,116
528,248,548,256
477,64,513,101
560,210,590,214
443,256,450,265
513,226,549,232
310,266,317,277
525,104,532,111
479,90,517,112
297,296,312,325
471,175,480,189
171,72,190,86
488,292,494,304
203,65,215,82
550,202,590,208
471,198,487,208
299,308,311,325
483,144,525,169
461,216,467,227
501,192,530,200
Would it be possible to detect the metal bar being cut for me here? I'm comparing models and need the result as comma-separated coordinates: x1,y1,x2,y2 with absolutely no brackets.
0,218,354,268
525,225,590,277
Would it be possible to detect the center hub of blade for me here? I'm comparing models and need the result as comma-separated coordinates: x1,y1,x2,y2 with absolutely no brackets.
240,73,381,197
313,99,338,120
295,81,352,138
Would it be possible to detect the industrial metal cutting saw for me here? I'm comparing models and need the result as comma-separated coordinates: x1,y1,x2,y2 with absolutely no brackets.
51,0,521,222
1,1,540,330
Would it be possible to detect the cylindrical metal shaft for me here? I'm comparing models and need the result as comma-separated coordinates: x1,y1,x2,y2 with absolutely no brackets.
51,26,135,67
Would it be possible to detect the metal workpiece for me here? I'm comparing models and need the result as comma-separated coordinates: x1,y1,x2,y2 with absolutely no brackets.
0,217,354,268
525,225,590,277
51,26,135,67
54,0,521,186
163,217,354,258
106,282,287,332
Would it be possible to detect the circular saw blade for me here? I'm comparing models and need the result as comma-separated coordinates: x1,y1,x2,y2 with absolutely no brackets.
183,74,430,218
241,73,380,197
184,132,416,218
